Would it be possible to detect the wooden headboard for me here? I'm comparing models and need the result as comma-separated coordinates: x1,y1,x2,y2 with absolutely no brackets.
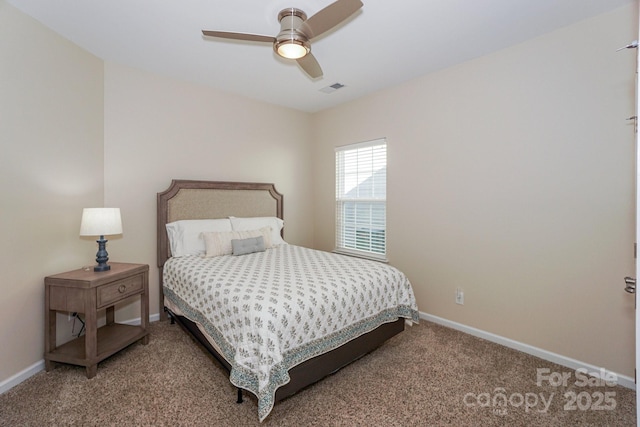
156,179,283,316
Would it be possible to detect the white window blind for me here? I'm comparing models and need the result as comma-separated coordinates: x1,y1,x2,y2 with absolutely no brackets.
335,139,387,260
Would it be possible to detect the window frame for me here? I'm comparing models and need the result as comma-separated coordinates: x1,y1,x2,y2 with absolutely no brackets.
334,138,388,262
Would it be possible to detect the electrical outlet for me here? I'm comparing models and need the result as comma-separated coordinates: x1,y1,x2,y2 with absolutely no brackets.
456,288,464,305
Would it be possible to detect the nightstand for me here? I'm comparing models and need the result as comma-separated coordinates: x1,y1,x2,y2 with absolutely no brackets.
44,262,149,378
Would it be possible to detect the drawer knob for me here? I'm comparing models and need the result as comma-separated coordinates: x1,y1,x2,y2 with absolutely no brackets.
118,284,126,293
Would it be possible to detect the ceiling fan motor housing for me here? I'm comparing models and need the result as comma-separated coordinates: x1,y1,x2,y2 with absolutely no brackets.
274,8,310,59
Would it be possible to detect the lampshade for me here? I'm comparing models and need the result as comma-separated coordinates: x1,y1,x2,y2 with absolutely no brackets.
80,208,123,236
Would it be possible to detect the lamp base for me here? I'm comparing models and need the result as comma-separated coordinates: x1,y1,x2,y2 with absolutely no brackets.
94,236,111,272
94,263,111,272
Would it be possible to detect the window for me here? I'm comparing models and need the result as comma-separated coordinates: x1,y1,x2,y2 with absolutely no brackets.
335,139,387,260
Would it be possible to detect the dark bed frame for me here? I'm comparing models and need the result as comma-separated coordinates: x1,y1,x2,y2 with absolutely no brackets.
157,179,405,404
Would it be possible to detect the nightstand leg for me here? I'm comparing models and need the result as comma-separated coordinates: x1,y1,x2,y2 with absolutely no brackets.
44,285,56,372
84,292,98,379
45,312,55,371
86,364,97,379
141,270,150,345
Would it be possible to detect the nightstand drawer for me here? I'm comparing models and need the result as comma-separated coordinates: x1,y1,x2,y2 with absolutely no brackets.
97,274,143,308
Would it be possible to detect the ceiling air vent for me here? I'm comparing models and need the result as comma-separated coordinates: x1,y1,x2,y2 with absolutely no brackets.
319,83,345,94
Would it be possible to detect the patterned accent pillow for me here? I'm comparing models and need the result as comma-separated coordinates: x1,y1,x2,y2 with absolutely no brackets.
201,227,272,257
231,236,265,256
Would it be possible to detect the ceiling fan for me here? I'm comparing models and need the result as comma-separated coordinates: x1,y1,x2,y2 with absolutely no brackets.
202,0,363,79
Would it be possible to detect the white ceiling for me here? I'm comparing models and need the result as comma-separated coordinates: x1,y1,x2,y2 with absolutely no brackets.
6,0,635,113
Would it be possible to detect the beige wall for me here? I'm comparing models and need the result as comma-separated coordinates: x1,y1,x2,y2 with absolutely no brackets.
311,4,637,376
102,62,314,321
0,1,104,381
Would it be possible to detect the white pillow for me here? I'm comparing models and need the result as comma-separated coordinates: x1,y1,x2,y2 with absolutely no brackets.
230,216,285,246
166,219,232,257
202,227,272,257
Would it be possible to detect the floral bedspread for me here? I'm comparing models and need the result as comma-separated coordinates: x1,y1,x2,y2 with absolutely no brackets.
163,244,419,421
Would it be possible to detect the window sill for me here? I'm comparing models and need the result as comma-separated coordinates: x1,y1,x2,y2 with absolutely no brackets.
332,249,388,263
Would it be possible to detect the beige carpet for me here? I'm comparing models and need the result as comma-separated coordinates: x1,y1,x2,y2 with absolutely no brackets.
0,320,635,426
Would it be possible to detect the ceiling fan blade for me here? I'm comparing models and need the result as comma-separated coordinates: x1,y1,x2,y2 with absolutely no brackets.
202,30,275,43
299,0,363,39
297,53,323,78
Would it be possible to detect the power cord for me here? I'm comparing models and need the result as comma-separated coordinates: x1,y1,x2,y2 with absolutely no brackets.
71,312,85,337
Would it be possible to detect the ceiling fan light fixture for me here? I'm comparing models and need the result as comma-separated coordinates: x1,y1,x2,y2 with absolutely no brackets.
275,39,309,59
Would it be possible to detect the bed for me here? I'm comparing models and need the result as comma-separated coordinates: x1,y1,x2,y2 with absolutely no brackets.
157,179,419,421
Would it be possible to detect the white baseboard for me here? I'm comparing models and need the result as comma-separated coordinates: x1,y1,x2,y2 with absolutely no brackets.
420,312,636,390
0,313,161,395
0,360,45,395
120,313,161,326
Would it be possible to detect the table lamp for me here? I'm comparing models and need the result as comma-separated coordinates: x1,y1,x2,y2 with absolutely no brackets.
79,208,123,272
